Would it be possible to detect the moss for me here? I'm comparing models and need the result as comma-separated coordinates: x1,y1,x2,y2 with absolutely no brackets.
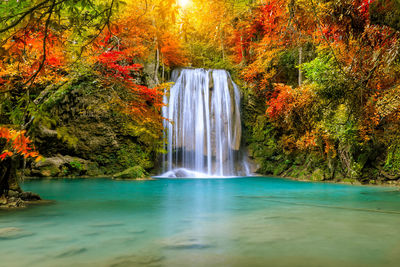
40,166,61,177
113,166,148,179
93,154,119,174
116,142,153,170
27,73,163,177
384,144,400,174
41,81,75,111
56,127,79,149
69,160,83,171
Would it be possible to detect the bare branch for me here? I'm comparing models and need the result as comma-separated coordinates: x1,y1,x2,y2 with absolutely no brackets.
23,0,56,87
0,0,50,34
73,0,116,63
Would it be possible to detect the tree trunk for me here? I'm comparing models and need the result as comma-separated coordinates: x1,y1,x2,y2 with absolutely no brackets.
162,62,165,82
298,45,303,86
0,158,10,196
154,47,160,85
220,26,225,61
0,156,20,197
151,12,160,85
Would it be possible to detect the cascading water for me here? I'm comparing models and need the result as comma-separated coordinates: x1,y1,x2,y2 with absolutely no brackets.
160,68,250,178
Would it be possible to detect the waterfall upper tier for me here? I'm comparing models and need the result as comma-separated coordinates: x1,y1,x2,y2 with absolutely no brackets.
160,68,251,178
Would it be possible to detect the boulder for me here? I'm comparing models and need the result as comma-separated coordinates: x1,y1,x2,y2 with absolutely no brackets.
0,197,25,209
113,166,148,180
30,154,100,177
19,191,41,201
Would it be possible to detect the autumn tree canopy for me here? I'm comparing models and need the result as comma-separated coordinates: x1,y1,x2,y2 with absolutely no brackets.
0,0,400,182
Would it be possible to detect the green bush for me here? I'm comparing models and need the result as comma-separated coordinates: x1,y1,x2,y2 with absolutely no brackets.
384,144,400,173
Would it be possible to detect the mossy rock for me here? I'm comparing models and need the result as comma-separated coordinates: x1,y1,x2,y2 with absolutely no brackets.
112,166,148,180
39,166,61,177
30,74,161,177
31,155,101,177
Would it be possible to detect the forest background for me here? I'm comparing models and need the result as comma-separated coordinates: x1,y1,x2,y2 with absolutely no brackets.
0,0,400,194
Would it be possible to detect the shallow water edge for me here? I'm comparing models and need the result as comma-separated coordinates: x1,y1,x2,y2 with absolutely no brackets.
23,174,400,188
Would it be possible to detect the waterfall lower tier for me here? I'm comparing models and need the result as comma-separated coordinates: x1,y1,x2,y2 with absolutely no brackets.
160,68,250,178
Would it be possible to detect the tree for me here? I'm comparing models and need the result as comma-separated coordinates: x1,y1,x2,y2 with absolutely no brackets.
0,127,41,196
0,0,119,191
237,0,400,180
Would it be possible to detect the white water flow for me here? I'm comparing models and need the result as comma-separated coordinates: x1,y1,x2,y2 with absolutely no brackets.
160,68,250,178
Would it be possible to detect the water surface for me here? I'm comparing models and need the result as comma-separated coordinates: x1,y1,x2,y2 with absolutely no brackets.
1,177,400,266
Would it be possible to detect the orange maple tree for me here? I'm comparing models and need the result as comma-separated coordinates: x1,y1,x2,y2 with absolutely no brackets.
0,127,41,161
92,31,167,135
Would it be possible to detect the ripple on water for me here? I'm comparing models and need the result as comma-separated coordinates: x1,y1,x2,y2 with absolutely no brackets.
0,227,34,240
25,211,64,218
45,235,77,244
127,229,146,234
161,236,214,250
90,222,125,228
54,247,88,258
83,231,101,237
109,253,165,267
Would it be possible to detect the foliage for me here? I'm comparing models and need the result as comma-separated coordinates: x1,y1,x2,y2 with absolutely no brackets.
0,127,41,161
69,160,83,171
0,0,118,89
239,0,400,182
116,141,153,170
0,0,184,180
1,0,400,184
301,54,348,101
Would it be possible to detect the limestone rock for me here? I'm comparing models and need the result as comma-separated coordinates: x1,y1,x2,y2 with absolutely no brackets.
31,154,100,177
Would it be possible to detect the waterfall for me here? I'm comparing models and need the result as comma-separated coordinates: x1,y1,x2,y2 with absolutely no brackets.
160,68,250,178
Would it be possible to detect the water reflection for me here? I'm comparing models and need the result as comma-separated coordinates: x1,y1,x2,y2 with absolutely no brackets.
0,178,398,266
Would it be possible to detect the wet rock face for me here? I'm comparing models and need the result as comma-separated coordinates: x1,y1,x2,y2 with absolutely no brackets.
29,74,157,177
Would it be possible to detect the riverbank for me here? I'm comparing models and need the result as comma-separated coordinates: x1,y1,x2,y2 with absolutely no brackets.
24,173,400,187
0,190,51,209
279,175,400,188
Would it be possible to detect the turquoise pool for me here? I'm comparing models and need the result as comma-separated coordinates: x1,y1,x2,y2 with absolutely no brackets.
1,177,400,266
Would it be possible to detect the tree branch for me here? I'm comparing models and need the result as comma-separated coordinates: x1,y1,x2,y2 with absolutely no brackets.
0,0,50,34
73,0,115,63
22,0,56,87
